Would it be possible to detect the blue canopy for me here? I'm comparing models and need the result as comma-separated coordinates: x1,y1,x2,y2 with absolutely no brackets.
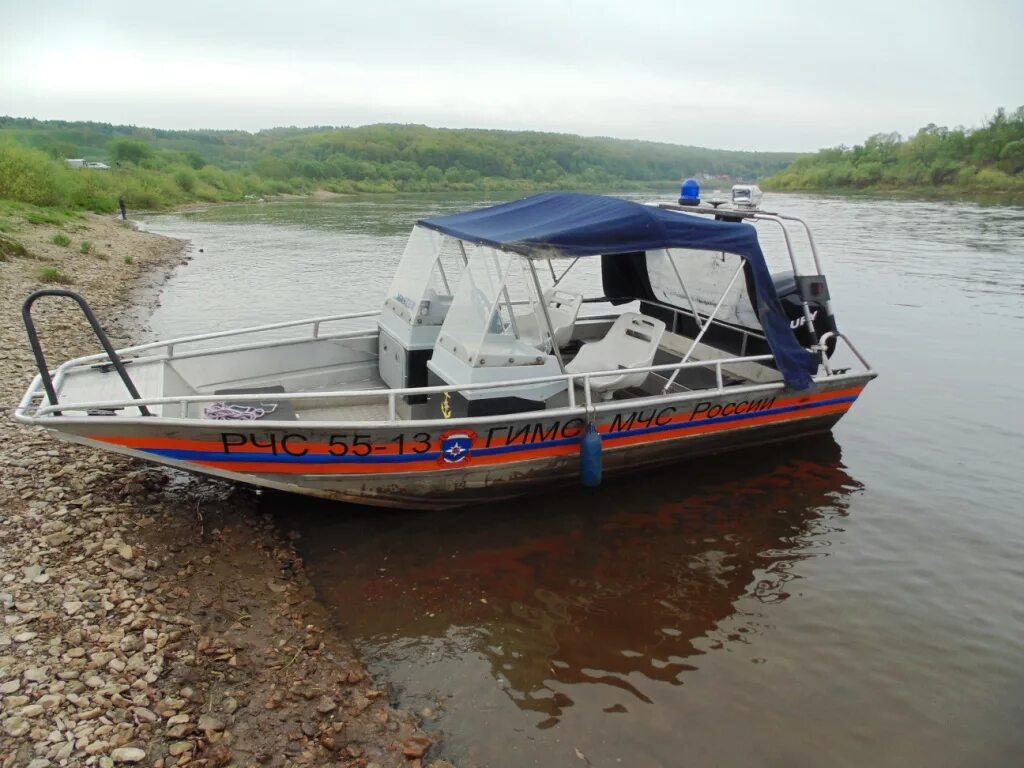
420,192,815,390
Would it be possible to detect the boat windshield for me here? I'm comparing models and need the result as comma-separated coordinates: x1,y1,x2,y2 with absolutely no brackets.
435,246,548,367
382,225,466,327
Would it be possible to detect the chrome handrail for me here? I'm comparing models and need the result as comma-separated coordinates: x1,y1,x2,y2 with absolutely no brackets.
15,313,874,424
43,309,383,371
24,352,782,418
818,332,871,370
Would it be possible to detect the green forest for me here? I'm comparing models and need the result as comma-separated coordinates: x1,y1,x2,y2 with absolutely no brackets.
764,107,1024,196
0,117,799,214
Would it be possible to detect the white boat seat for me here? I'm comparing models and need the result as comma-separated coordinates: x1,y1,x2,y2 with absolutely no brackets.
565,312,666,399
514,289,583,350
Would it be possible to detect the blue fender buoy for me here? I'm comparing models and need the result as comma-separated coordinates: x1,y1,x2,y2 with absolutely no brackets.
580,421,602,488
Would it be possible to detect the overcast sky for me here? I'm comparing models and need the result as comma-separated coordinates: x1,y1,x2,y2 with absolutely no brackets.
2,0,1021,152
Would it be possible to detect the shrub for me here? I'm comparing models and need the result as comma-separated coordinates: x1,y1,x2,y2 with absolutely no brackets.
51,233,71,247
174,168,196,193
107,138,154,165
120,179,165,210
124,255,133,265
38,266,71,283
974,168,1015,190
198,165,230,190
0,143,70,207
66,169,120,213
80,240,93,254
184,151,206,170
999,139,1024,173
956,166,977,185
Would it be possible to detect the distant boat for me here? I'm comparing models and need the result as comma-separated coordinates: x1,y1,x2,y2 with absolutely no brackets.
16,188,876,509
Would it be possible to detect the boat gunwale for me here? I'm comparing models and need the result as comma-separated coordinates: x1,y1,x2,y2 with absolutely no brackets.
14,366,875,431
12,287,873,430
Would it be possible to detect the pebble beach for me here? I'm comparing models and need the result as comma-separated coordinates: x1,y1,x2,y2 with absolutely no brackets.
0,213,446,768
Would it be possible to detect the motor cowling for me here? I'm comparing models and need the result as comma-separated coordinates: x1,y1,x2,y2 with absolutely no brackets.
771,271,838,357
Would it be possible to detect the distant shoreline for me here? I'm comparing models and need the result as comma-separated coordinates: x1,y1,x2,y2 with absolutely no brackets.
760,184,1024,205
151,184,1024,220
147,184,688,216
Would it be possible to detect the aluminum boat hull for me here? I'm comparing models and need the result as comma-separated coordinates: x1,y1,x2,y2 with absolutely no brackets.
39,375,871,510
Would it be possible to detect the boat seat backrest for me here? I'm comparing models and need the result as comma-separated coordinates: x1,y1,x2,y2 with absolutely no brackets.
515,289,582,349
565,312,666,396
545,288,583,315
615,318,662,364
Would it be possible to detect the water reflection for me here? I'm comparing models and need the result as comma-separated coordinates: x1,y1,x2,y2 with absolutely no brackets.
279,438,860,738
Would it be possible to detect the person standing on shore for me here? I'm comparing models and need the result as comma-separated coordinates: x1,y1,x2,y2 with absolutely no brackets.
118,195,128,220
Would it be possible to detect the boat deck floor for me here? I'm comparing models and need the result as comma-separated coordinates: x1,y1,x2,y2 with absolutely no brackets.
189,377,391,423
294,402,391,422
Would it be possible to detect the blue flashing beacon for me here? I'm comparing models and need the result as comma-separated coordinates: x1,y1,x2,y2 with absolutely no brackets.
679,178,701,206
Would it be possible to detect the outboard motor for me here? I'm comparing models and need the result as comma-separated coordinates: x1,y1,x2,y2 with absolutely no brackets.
771,271,838,357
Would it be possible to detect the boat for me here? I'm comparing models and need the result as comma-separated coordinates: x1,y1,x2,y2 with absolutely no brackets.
14,187,876,509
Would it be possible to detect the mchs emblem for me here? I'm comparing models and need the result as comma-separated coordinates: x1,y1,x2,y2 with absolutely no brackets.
439,431,475,465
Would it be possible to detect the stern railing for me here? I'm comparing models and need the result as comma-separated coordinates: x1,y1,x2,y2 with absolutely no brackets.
21,289,152,417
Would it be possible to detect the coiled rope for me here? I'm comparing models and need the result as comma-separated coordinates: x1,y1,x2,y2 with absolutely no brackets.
202,402,278,420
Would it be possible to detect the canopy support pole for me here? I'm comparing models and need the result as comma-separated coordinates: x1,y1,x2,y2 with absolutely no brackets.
436,260,451,294
664,251,702,330
528,259,566,372
553,257,580,286
483,248,521,340
463,240,522,340
662,261,745,393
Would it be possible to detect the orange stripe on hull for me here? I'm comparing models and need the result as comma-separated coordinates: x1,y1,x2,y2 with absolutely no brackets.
177,401,854,476
94,385,865,456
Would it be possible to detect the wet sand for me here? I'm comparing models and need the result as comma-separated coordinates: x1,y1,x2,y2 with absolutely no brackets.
0,213,446,768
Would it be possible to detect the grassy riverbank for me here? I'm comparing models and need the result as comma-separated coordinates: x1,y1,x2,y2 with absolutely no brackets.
763,107,1024,201
0,117,800,214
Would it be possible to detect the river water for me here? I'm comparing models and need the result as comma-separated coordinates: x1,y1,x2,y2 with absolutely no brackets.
141,193,1024,767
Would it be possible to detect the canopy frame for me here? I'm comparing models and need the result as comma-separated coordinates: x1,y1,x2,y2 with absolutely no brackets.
662,260,746,393
421,193,818,390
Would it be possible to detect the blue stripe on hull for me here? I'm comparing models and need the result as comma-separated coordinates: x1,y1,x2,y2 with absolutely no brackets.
136,394,858,466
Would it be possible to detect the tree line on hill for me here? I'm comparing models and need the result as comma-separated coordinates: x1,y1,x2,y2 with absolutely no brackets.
763,107,1024,195
0,117,799,213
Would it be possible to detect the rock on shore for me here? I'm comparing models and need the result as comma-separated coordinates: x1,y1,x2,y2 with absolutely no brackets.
0,213,447,767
